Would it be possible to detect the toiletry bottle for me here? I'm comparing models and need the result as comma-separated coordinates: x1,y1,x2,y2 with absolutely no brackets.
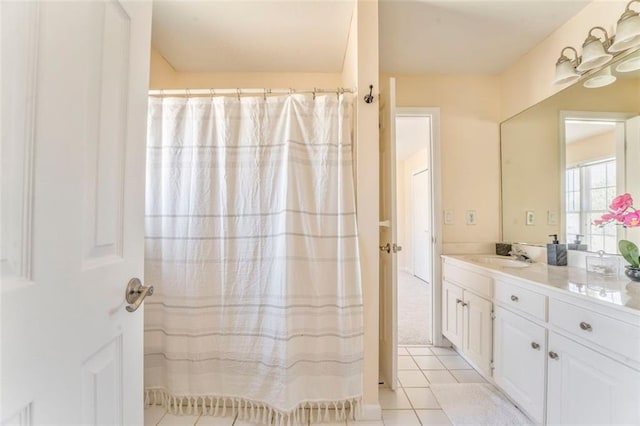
547,234,567,266
567,234,588,251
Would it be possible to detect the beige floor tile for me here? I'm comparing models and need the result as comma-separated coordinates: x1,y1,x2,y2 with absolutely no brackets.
378,388,413,409
450,369,487,383
415,409,452,425
195,414,236,425
407,347,433,356
145,406,168,426
158,413,201,426
397,370,429,387
438,355,471,370
397,347,410,355
423,370,457,384
398,355,419,370
381,409,421,426
413,355,446,370
403,388,441,409
430,347,456,356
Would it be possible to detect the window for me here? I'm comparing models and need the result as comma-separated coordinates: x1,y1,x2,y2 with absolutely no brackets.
566,158,617,253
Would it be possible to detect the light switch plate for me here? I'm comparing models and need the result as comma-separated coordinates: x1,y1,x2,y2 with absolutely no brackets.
548,211,558,226
444,210,454,225
526,210,535,226
466,210,477,225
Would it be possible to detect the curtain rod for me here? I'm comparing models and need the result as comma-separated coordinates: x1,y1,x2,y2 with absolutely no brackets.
148,88,355,97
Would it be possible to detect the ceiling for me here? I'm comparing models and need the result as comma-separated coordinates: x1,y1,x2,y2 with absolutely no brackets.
152,0,592,74
565,120,616,144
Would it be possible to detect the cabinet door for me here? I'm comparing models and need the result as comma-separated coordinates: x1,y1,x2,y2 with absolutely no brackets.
494,307,546,423
547,332,640,425
442,280,463,348
463,291,493,374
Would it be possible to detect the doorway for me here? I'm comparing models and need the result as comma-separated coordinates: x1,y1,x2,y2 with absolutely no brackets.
395,114,433,346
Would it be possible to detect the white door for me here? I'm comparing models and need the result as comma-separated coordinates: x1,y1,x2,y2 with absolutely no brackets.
547,332,640,425
462,291,493,374
379,77,398,389
1,2,151,424
412,169,430,282
493,307,546,424
441,281,463,348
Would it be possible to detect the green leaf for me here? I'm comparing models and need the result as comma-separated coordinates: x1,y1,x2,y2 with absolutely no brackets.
619,240,640,267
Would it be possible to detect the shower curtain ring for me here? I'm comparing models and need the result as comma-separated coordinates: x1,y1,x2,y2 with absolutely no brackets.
263,88,267,101
186,88,191,98
237,88,241,101
210,88,215,101
313,88,317,101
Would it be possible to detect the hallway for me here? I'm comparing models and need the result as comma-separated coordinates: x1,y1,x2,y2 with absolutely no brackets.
397,270,431,345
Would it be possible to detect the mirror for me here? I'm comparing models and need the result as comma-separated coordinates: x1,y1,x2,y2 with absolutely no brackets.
501,48,640,252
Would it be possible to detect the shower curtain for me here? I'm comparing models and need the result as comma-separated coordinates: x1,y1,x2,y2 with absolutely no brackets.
143,93,363,425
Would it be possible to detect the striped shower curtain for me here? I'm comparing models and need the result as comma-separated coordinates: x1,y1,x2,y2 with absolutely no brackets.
143,93,363,425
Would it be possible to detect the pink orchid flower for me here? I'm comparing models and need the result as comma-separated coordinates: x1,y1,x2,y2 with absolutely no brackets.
623,211,640,227
609,193,633,213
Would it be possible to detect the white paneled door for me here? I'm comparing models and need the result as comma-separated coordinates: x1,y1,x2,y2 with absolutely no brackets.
1,2,151,424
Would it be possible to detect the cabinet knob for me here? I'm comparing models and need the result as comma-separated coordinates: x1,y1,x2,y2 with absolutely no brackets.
579,322,592,332
461,302,468,307
456,298,462,304
548,351,559,360
531,342,540,350
510,295,519,302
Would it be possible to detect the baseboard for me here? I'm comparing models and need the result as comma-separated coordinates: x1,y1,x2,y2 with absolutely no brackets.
354,403,382,424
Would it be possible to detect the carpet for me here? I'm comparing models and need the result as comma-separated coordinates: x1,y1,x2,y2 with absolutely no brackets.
430,383,533,425
397,270,431,345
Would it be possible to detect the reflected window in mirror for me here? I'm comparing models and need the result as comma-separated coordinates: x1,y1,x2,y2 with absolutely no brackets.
565,158,617,253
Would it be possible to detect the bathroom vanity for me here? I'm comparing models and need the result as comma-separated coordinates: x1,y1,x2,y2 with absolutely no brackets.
441,254,640,425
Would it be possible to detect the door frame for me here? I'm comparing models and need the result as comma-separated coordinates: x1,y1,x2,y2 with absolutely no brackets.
395,107,443,346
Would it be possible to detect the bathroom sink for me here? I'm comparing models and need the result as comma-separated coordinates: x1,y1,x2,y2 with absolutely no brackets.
473,256,531,268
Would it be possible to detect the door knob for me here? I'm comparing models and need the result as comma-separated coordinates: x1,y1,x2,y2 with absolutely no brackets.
125,278,154,313
393,243,403,253
379,243,391,253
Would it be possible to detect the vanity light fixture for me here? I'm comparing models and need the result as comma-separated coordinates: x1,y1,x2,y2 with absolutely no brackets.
583,66,617,88
609,0,640,53
615,51,640,72
553,47,581,85
576,27,613,72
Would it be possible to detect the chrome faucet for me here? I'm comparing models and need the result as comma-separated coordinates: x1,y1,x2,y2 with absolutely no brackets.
509,247,533,263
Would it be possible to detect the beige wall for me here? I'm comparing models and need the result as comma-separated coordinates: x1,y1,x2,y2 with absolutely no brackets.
383,74,502,246
150,48,343,89
566,129,616,166
396,148,430,273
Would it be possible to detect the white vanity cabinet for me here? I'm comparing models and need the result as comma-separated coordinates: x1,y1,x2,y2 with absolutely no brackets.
441,255,640,426
442,260,493,375
493,306,546,424
547,332,640,425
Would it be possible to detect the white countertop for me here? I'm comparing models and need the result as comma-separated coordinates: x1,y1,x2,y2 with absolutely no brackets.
443,254,640,315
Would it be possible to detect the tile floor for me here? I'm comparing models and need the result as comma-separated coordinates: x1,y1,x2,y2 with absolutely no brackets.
144,345,488,426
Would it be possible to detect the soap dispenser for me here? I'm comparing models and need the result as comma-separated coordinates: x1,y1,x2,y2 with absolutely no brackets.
547,234,567,266
567,234,588,251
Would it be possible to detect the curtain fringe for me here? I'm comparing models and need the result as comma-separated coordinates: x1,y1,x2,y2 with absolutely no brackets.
144,388,361,425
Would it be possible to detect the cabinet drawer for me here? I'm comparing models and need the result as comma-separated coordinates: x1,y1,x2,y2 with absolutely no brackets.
549,299,640,362
443,261,492,298
495,280,547,321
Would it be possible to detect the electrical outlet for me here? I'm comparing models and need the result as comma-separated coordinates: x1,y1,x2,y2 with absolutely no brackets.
526,210,535,226
548,211,558,226
466,210,478,225
444,210,454,225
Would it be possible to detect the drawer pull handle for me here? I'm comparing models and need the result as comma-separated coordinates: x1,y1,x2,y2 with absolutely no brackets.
548,351,559,360
461,302,468,307
510,295,519,302
531,342,540,350
579,322,592,332
456,299,462,304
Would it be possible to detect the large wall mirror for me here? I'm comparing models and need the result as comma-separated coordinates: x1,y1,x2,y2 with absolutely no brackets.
501,47,640,253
